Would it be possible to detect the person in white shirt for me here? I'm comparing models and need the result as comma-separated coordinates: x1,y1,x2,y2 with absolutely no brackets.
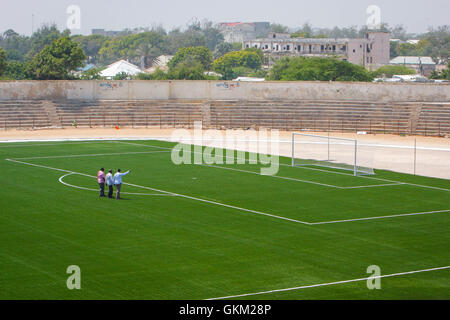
113,169,130,199
105,170,114,199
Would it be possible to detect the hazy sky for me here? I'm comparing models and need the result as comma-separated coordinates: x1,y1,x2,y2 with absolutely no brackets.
1,0,449,36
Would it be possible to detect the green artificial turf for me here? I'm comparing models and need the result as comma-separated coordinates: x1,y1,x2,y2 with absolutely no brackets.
0,140,449,299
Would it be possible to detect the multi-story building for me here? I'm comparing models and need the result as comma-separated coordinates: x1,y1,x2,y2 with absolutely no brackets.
218,22,270,43
243,31,391,69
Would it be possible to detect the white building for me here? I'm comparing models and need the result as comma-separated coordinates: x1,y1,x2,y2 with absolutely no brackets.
100,60,142,79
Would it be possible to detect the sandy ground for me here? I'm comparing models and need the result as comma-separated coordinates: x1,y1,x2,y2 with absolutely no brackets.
1,127,449,180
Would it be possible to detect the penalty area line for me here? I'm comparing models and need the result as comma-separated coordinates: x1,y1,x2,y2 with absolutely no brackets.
5,158,311,226
310,209,450,225
206,265,450,300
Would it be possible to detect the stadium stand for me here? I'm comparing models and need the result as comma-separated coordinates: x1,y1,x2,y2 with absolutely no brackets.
0,99,449,136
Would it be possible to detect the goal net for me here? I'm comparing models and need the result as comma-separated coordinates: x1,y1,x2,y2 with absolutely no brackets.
291,133,374,176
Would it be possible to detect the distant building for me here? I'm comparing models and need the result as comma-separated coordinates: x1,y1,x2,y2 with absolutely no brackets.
390,56,436,77
218,22,270,43
99,60,142,79
406,39,420,45
144,55,173,74
243,31,391,69
91,29,121,37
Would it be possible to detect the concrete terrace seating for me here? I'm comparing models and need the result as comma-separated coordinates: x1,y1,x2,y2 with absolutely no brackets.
209,100,417,135
1,99,449,137
0,101,51,130
416,103,450,136
54,100,204,128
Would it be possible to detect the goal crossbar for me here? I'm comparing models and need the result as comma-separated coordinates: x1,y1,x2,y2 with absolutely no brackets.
291,133,374,176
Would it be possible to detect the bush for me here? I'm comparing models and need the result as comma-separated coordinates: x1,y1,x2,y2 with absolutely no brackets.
212,50,262,80
267,57,373,82
370,65,416,78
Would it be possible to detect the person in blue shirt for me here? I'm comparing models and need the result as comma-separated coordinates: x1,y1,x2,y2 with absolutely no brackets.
113,169,130,199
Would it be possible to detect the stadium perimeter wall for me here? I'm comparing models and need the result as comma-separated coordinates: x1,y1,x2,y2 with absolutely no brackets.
0,80,449,102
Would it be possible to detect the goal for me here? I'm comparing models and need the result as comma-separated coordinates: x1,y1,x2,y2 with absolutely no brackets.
291,133,374,176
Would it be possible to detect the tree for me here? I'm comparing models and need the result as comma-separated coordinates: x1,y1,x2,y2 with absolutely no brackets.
168,46,212,71
212,50,262,80
113,72,129,80
0,47,7,76
168,61,206,80
430,63,450,80
213,42,234,59
29,37,86,80
267,57,373,82
270,23,289,33
135,43,157,69
370,65,416,78
72,34,108,64
4,61,31,79
79,67,102,80
396,43,418,56
27,24,71,59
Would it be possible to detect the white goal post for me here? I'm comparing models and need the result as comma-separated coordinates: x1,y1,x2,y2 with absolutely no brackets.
291,133,374,176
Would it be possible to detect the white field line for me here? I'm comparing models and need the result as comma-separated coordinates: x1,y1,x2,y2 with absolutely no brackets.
1,137,450,152
59,173,175,196
0,141,108,148
12,150,170,160
291,164,450,192
341,183,406,189
203,164,405,190
6,158,448,226
20,139,443,192
206,266,450,300
5,158,311,226
310,209,450,225
115,141,402,190
200,164,345,189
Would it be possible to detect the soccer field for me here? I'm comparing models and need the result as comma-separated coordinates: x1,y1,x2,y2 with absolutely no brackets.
1,139,449,300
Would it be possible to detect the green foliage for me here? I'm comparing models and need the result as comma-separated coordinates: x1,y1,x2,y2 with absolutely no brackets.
390,27,450,61
396,43,418,56
430,64,450,80
168,46,212,71
244,47,264,63
134,69,170,80
98,31,164,66
370,65,416,78
4,61,31,79
168,61,207,80
213,42,234,59
134,72,154,80
149,68,169,80
28,37,86,80
27,24,71,59
112,72,129,80
267,57,373,82
72,34,108,64
212,50,262,80
0,47,7,76
79,67,102,80
270,23,289,33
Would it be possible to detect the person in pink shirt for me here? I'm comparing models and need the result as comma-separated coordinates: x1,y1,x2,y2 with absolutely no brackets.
97,168,106,197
